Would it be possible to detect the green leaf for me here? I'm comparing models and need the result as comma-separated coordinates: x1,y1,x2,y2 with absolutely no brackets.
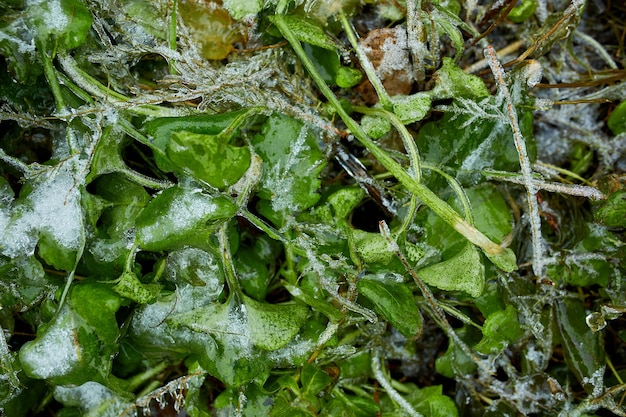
270,15,337,50
167,130,251,189
336,66,362,88
145,108,260,172
406,385,459,417
303,43,340,85
357,275,422,338
594,190,626,227
70,282,122,345
135,185,237,251
300,363,332,396
473,305,524,354
323,394,380,417
508,0,538,23
19,285,121,386
554,298,606,394
352,230,395,265
112,271,161,304
435,326,479,378
608,101,626,135
391,93,432,124
430,57,490,100
222,0,262,20
28,0,93,50
361,114,391,139
243,295,309,350
252,113,325,214
418,104,535,184
90,173,151,237
285,283,343,323
418,243,485,297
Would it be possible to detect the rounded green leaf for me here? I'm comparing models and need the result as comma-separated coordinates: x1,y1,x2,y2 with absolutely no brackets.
357,275,422,338
243,295,309,350
418,243,485,297
167,130,251,189
29,0,93,50
391,93,432,125
594,190,626,227
136,185,237,251
336,66,362,88
554,298,606,394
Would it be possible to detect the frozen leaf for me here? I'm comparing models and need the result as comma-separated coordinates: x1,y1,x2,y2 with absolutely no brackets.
167,130,251,189
2,160,86,271
222,0,263,20
252,113,325,214
430,57,489,100
361,114,391,139
165,247,225,292
270,15,337,51
554,298,606,394
135,185,237,251
112,271,160,304
418,106,535,184
243,295,309,350
357,275,422,338
28,0,92,50
19,283,121,386
0,255,49,311
594,190,626,227
391,93,431,124
144,108,258,173
54,382,131,417
418,243,485,297
474,305,524,354
214,384,273,416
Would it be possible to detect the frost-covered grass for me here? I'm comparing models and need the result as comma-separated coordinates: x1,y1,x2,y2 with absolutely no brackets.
1,0,625,416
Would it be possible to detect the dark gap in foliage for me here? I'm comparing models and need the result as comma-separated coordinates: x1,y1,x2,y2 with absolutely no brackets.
350,199,392,232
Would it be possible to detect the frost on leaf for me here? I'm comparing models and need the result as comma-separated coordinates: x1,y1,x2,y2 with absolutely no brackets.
1,158,86,271
54,382,130,417
252,113,325,216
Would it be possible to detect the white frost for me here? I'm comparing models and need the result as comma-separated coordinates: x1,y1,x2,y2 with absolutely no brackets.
21,307,79,379
1,158,85,259
54,382,130,417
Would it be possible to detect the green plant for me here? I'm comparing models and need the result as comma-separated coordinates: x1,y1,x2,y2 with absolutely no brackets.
1,0,625,416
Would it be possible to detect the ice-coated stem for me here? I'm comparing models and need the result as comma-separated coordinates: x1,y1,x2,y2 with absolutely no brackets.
485,45,544,277
371,352,424,417
274,15,517,271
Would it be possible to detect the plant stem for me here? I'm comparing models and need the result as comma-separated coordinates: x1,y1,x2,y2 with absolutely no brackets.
486,46,543,277
37,40,65,113
274,15,517,271
338,11,392,111
218,223,242,297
